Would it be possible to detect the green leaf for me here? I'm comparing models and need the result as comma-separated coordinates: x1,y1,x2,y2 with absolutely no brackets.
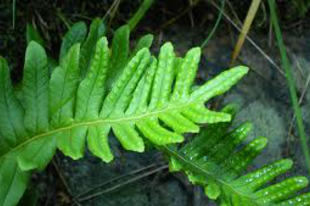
26,23,44,47
0,58,28,146
0,157,30,206
17,135,57,171
79,18,105,77
50,44,81,127
75,37,109,121
148,43,175,109
107,25,130,87
22,41,49,134
8,42,246,164
0,36,249,206
60,22,87,61
165,106,310,206
87,125,113,162
131,34,154,58
50,44,81,158
59,37,110,160
56,126,87,160
205,182,221,200
100,48,151,118
190,66,249,103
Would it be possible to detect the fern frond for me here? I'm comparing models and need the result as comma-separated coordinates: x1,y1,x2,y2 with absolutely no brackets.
0,42,247,206
165,105,310,206
0,22,248,205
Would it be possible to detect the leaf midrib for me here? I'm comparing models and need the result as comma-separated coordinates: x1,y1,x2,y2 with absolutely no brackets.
0,100,193,161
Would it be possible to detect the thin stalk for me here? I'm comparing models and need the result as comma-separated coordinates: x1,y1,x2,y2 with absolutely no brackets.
107,0,121,28
12,0,16,29
103,0,121,20
200,0,226,48
230,0,261,66
128,0,154,31
268,0,310,174
209,0,285,77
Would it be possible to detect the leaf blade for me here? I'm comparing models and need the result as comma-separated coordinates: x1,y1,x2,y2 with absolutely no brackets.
0,157,30,206
60,22,87,61
0,57,28,145
191,66,249,103
79,18,105,77
75,37,109,121
107,25,130,87
22,41,49,134
50,44,81,126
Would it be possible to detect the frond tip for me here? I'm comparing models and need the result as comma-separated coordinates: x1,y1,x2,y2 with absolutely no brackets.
165,106,310,206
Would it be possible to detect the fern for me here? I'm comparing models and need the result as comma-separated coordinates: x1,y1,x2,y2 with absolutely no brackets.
0,20,248,205
165,105,310,206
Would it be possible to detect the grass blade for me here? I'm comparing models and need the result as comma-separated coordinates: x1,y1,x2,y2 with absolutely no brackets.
268,0,310,175
12,0,17,29
201,0,226,48
230,0,261,65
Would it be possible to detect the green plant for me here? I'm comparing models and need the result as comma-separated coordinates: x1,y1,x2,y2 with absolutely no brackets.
0,18,248,205
165,105,310,205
